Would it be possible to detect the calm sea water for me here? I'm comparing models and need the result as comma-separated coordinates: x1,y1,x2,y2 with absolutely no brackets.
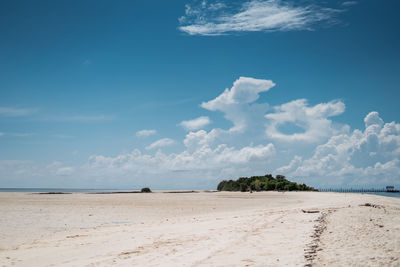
362,191,400,198
0,188,399,198
0,188,132,193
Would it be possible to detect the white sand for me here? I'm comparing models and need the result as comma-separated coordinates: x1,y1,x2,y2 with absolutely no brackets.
0,191,399,266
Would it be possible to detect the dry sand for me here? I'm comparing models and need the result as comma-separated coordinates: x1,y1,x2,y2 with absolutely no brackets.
0,191,399,266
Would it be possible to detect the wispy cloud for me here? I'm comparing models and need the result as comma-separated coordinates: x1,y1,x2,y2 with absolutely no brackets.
146,138,176,150
43,115,115,123
11,133,35,137
0,106,113,123
179,0,340,36
56,166,75,176
52,134,74,139
0,107,38,117
1,132,73,138
341,1,357,7
136,129,157,137
180,116,211,131
0,132,4,137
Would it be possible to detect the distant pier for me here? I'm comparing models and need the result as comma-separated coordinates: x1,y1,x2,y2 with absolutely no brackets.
318,186,399,193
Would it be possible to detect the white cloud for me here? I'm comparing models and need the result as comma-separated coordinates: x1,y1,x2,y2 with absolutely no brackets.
341,1,357,7
179,0,339,36
11,133,35,137
136,129,157,137
89,143,275,173
0,160,84,188
0,107,114,123
183,129,220,149
265,99,346,143
276,112,400,186
56,166,75,176
208,2,226,11
146,138,176,150
364,111,383,128
0,107,38,117
0,132,3,137
201,76,274,132
202,77,275,110
180,116,211,130
45,162,75,176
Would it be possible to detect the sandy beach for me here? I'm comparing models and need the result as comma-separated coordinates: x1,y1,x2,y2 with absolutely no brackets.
0,191,399,266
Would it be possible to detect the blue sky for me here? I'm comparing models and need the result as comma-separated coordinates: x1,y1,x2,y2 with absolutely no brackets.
0,0,399,189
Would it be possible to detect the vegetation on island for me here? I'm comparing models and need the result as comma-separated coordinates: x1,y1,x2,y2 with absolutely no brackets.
141,187,152,193
217,174,315,192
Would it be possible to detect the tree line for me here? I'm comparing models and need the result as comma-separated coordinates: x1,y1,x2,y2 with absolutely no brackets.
217,174,315,192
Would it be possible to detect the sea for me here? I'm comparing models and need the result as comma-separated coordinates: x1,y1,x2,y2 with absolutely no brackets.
0,188,399,198
360,191,400,198
0,188,133,193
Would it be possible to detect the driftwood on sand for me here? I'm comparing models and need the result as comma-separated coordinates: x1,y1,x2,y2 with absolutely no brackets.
302,209,320,213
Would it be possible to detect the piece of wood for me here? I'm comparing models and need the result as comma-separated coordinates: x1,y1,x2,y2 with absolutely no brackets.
302,209,320,213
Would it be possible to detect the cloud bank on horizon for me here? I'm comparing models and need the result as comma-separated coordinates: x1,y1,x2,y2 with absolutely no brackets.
1,77,399,189
179,0,341,35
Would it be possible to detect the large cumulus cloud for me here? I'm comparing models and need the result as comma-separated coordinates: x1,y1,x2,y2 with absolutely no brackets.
277,111,400,186
265,99,347,143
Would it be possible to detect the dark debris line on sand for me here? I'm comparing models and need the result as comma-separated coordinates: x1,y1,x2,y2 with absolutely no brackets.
302,209,320,214
303,210,334,267
33,192,72,195
359,202,386,211
162,191,199,193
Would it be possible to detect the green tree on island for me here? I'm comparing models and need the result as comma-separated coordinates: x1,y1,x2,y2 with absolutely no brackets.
217,174,315,192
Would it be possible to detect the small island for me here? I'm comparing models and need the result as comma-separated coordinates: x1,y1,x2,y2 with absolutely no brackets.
141,187,152,193
217,174,315,192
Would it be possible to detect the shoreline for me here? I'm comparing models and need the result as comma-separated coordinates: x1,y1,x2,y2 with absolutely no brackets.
0,191,399,266
1,187,399,202
1,188,399,198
